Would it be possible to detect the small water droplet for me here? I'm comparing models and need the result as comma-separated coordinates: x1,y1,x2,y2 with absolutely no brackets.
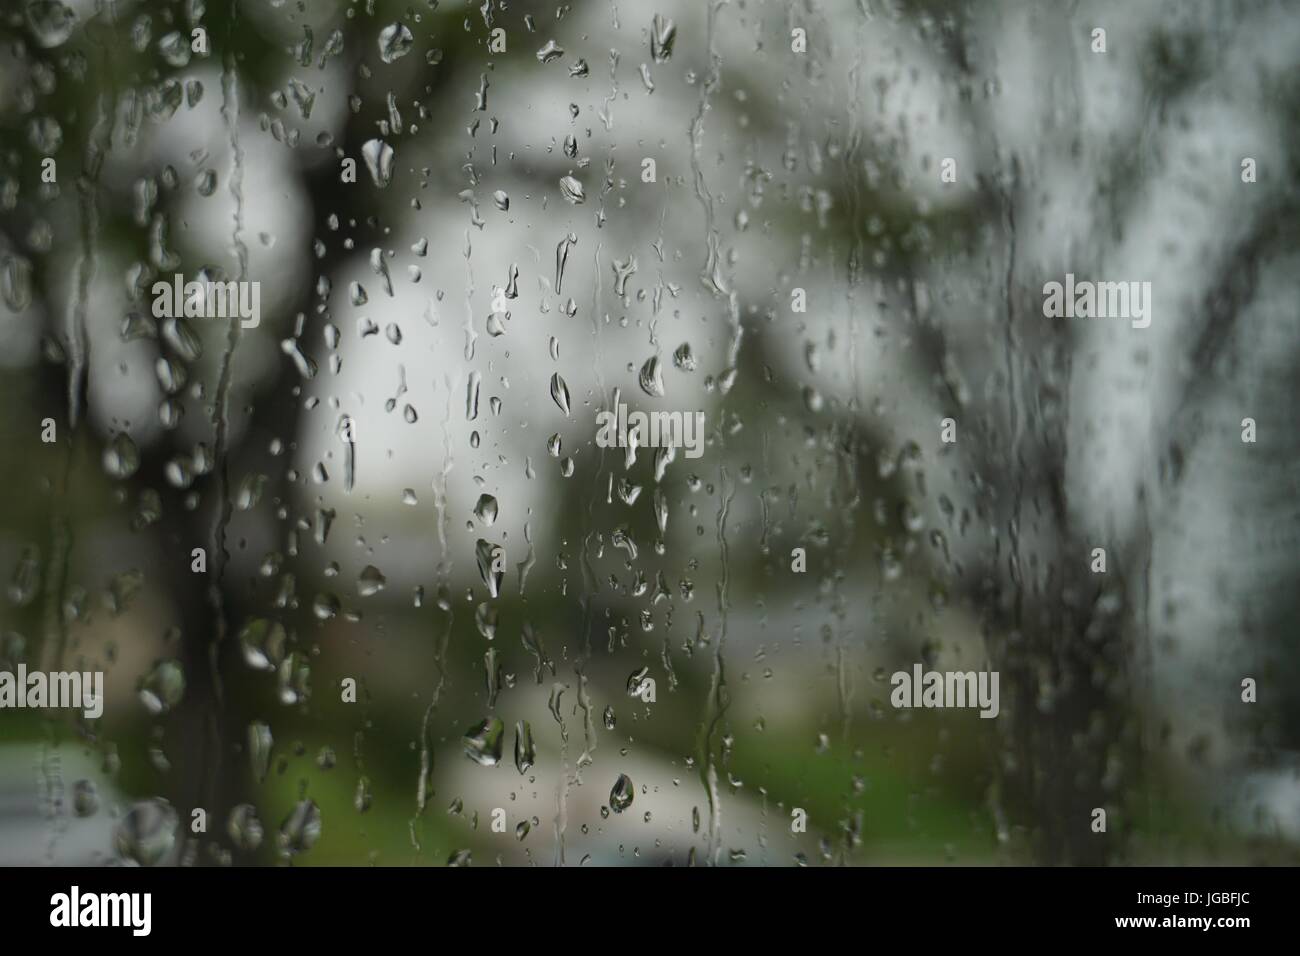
248,720,274,782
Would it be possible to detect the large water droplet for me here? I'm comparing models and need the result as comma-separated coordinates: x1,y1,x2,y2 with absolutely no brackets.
475,539,503,598
102,432,140,479
473,493,499,526
239,618,287,671
639,356,665,397
612,255,637,297
609,774,634,813
113,798,177,866
378,22,414,63
555,233,577,293
463,717,505,766
227,804,264,852
278,800,322,856
650,15,677,62
357,565,387,597
138,659,185,715
536,40,564,63
72,780,99,817
361,139,395,188
514,720,536,773
559,175,585,205
25,1,78,49
550,372,571,416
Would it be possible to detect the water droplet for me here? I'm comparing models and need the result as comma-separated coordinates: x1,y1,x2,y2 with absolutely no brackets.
138,659,185,715
361,138,395,188
550,372,571,416
248,720,274,782
463,716,505,766
514,720,536,773
236,473,267,510
313,592,340,620
227,804,264,852
612,255,637,297
559,175,585,205
639,355,665,397
106,800,177,872
102,432,140,479
536,40,564,63
25,1,78,49
72,780,99,817
157,31,191,68
277,651,311,706
1,255,33,311
555,232,577,293
474,602,498,640
239,618,287,671
162,317,202,363
650,15,677,62
378,22,414,63
354,776,373,813
278,800,322,856
357,564,387,597
7,548,40,607
467,495,499,530
609,773,634,813
475,539,503,598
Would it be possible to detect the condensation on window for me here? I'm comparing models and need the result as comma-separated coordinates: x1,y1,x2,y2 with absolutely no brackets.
0,0,1297,867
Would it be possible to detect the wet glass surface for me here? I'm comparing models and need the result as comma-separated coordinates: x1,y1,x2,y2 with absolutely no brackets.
0,0,1297,867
